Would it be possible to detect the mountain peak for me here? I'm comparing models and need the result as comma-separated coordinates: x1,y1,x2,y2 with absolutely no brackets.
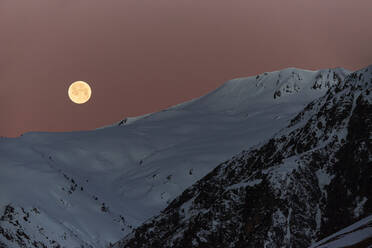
116,65,371,248
177,67,350,115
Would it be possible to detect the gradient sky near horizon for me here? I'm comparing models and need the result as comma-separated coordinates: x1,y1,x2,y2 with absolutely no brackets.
1,0,371,137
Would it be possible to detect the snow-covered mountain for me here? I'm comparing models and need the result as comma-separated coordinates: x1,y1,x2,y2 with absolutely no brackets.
114,66,372,247
0,66,358,247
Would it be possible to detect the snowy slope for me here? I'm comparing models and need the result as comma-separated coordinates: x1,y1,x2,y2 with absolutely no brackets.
309,215,372,248
115,65,372,247
0,67,350,247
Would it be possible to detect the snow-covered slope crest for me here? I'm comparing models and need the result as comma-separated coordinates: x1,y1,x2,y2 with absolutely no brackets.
107,67,349,126
115,66,372,248
172,67,349,114
309,215,372,248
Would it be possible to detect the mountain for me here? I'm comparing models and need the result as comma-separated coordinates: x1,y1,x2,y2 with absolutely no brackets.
114,65,372,248
0,67,353,247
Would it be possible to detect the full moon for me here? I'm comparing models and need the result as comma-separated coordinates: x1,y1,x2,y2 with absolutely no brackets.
68,81,92,104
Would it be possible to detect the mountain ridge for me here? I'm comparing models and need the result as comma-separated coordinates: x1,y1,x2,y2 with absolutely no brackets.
105,67,350,128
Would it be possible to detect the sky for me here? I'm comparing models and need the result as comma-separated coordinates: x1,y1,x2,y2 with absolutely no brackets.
0,0,371,137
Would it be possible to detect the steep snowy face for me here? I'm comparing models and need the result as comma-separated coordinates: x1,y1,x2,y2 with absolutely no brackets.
0,67,352,248
116,66,371,248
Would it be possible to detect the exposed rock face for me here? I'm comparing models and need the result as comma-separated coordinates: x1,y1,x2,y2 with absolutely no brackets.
115,66,372,248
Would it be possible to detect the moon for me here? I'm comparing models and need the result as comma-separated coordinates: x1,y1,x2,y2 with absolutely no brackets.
68,81,92,104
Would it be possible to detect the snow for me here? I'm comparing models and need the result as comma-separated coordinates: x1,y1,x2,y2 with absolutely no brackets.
309,215,372,248
263,156,302,199
286,208,292,245
315,169,334,197
315,204,322,231
354,197,368,218
0,67,350,247
225,179,262,190
270,208,293,247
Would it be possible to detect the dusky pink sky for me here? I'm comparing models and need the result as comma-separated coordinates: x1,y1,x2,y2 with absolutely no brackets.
1,0,371,137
